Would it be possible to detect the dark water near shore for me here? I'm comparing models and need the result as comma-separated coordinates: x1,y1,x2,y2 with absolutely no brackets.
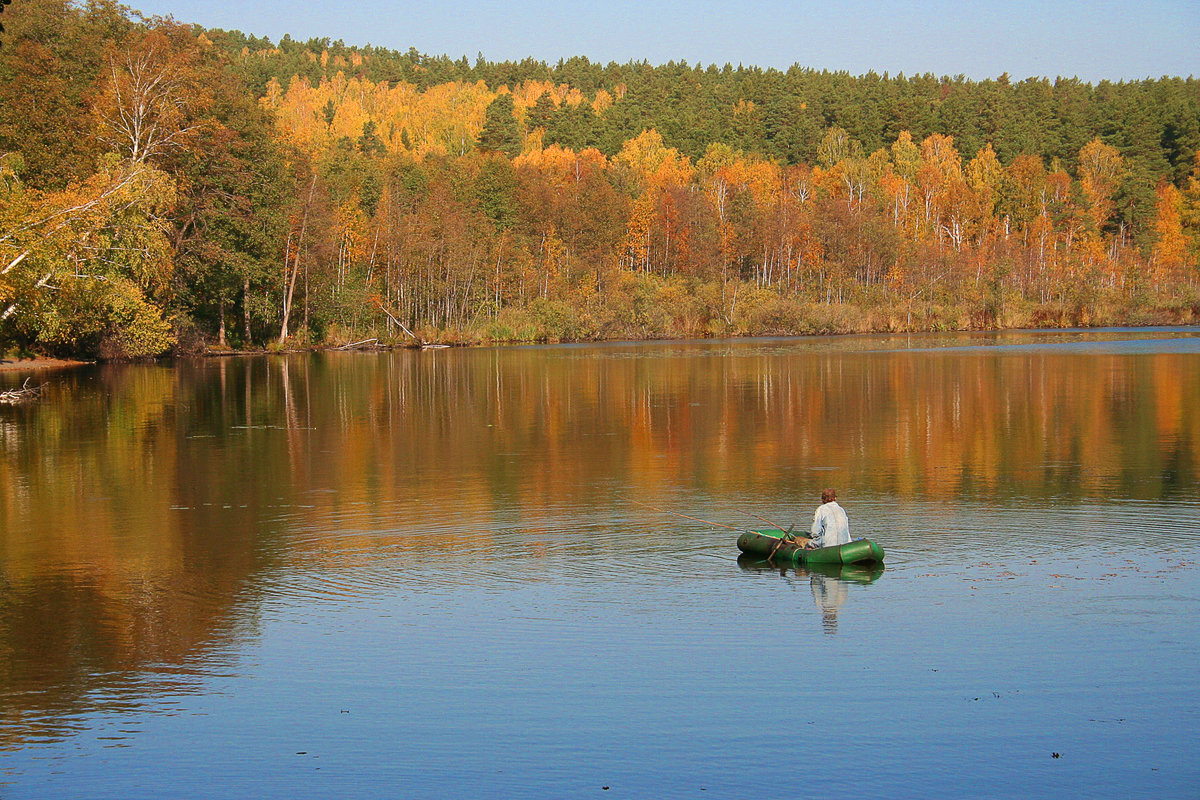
2,328,1198,798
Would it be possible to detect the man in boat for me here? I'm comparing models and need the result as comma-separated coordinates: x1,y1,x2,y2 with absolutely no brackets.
807,488,851,549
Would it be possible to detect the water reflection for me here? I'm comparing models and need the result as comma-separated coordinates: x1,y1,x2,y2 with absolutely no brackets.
737,556,885,633
0,330,1198,782
811,569,847,634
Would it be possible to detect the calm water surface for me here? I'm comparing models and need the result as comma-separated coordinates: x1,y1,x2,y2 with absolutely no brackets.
1,328,1198,798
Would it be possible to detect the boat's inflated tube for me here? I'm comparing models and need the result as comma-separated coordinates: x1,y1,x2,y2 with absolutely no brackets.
737,529,885,565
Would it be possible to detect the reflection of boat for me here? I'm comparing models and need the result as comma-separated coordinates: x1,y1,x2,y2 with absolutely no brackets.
736,554,885,584
736,529,885,565
736,554,883,634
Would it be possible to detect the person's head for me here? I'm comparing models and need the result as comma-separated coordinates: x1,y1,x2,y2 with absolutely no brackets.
821,488,837,504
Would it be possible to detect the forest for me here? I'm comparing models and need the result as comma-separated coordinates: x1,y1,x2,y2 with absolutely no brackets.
1,0,1199,358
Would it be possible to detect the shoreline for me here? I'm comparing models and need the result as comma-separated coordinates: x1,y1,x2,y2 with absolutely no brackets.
4,321,1198,370
0,357,93,374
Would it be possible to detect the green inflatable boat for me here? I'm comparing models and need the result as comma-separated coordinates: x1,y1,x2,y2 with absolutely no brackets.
737,529,885,565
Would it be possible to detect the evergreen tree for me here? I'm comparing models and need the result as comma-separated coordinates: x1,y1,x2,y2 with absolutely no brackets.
478,94,521,157
357,120,387,156
528,92,556,131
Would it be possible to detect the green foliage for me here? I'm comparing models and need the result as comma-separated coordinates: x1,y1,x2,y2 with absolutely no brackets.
12,271,175,359
98,278,175,358
817,127,864,168
545,102,598,151
528,92,556,130
474,155,518,230
486,298,586,341
357,121,387,156
738,290,807,335
4,1,1200,359
478,94,522,157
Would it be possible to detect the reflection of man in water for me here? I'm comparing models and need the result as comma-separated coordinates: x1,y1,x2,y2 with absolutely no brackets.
809,571,847,634
808,488,851,549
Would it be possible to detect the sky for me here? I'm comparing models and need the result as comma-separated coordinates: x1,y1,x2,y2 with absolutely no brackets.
126,0,1197,83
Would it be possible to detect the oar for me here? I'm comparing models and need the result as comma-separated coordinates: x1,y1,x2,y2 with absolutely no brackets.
730,508,790,561
765,535,789,560
740,513,815,561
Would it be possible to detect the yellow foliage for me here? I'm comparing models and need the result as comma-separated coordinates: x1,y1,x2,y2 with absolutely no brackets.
920,133,962,179
100,277,175,358
614,130,694,194
698,143,782,208
891,131,921,181
1078,138,1126,230
265,74,496,159
523,127,545,153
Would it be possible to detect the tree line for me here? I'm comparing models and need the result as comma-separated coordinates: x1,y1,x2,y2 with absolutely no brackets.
1,0,1198,358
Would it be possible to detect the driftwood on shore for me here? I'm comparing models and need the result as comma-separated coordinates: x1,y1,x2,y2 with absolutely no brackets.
335,338,380,350
0,378,46,405
375,305,428,346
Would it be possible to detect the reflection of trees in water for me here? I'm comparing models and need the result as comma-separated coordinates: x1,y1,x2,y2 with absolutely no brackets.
0,364,270,749
236,345,1200,506
199,345,1200,515
0,571,249,749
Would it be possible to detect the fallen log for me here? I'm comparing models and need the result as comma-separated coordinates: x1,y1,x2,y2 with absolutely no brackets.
0,378,46,405
374,304,427,346
336,338,379,350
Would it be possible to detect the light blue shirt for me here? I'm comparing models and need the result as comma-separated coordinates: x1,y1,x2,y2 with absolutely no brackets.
810,501,851,548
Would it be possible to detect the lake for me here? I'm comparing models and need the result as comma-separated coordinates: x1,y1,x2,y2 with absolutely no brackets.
2,328,1198,798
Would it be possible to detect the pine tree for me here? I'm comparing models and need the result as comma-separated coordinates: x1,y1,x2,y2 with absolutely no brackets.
528,91,556,131
478,94,521,157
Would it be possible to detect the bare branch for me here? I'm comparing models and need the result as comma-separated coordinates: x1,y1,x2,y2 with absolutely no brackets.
0,166,146,244
2,251,29,275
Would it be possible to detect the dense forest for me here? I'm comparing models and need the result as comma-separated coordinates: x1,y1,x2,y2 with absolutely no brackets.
1,0,1199,358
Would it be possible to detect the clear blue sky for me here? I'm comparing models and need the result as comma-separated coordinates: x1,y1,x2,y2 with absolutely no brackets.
128,0,1196,82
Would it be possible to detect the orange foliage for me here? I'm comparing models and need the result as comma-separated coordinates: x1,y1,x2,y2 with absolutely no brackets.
514,144,609,190
1152,182,1189,281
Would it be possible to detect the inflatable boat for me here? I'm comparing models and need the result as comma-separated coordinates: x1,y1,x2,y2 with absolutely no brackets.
736,529,885,565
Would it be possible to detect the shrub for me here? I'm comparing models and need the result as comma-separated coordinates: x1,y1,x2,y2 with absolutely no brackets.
98,279,175,359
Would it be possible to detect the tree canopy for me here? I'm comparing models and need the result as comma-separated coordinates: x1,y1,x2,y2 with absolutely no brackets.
2,1,1199,357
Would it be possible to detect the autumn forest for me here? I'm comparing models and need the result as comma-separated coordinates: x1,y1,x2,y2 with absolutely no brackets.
2,0,1199,358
